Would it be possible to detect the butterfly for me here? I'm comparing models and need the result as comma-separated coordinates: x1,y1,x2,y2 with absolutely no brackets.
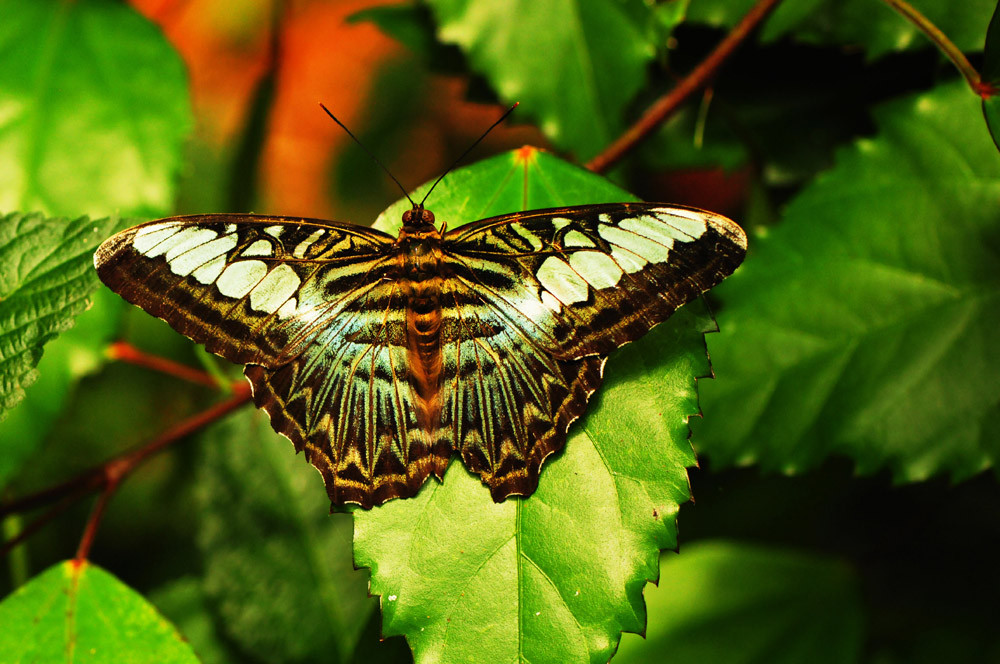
95,183,746,509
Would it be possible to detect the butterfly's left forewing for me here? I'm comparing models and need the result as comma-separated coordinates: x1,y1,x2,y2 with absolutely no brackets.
95,214,397,367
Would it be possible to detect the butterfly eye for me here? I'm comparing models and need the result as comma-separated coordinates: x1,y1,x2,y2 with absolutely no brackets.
402,208,436,225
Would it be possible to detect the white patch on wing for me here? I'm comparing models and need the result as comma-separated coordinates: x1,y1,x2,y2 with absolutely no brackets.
655,208,708,238
621,215,678,248
598,214,612,224
570,251,624,289
564,230,595,248
276,298,298,319
191,255,228,285
265,225,284,238
552,217,572,231
169,233,237,278
133,223,183,254
216,260,268,299
541,291,562,312
511,223,543,251
598,224,669,264
249,264,301,314
536,256,588,304
242,239,272,257
155,228,222,274
225,224,237,234
293,229,325,258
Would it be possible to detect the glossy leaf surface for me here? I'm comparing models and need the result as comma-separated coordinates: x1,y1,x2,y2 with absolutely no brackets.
0,560,198,663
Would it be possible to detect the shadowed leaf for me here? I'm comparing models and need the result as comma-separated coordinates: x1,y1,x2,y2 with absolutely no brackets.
616,541,864,664
695,81,1000,481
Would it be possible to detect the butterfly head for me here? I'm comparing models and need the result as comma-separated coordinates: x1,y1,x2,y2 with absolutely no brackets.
402,204,436,229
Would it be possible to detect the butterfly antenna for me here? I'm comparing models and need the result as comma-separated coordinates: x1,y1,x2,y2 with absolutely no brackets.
319,103,416,207
419,102,519,206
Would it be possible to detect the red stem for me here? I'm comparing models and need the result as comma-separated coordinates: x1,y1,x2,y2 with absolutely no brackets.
1,385,252,558
108,341,220,388
586,0,784,174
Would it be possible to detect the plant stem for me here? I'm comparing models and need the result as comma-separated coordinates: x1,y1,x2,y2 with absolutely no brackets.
881,0,993,97
108,341,221,388
586,0,784,174
2,509,28,587
0,385,252,558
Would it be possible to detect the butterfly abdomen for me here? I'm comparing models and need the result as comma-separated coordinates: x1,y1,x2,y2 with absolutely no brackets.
397,225,448,463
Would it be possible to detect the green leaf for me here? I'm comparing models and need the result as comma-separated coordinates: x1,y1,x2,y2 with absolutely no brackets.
197,408,374,663
0,560,199,663
350,3,468,74
687,0,996,58
0,0,190,489
423,0,658,159
984,1,1000,83
358,149,707,663
981,1,1000,152
0,0,191,219
983,95,1000,153
615,541,864,664
150,577,241,664
694,81,1000,481
0,213,122,476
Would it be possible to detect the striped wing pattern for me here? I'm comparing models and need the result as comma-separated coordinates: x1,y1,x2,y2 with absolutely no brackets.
436,203,746,498
95,203,746,508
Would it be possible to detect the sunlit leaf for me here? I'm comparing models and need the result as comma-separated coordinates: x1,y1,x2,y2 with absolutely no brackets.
0,560,199,663
615,541,864,664
423,0,660,159
356,149,709,663
0,0,191,218
694,81,1000,481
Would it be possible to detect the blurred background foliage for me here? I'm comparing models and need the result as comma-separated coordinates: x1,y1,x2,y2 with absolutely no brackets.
1,0,999,662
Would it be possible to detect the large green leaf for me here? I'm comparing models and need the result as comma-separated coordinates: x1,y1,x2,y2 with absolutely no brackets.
423,0,665,160
0,0,190,488
354,149,709,663
197,409,375,663
0,0,191,218
687,0,995,58
694,81,1000,481
0,560,199,663
615,541,864,664
0,213,122,482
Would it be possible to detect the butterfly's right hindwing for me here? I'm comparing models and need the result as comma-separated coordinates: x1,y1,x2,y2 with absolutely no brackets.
94,214,396,367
